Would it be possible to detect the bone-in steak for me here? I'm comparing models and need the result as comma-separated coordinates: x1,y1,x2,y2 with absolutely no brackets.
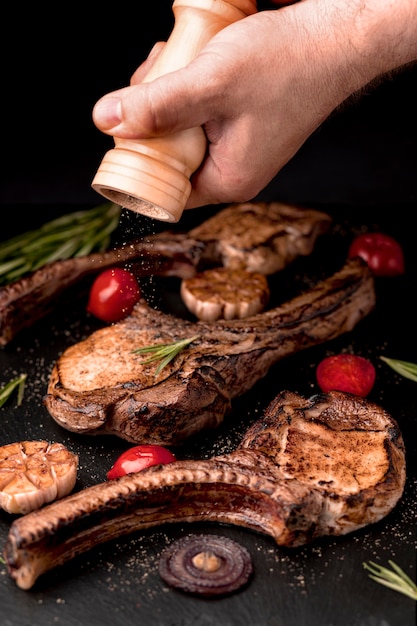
4,390,405,590
44,258,375,445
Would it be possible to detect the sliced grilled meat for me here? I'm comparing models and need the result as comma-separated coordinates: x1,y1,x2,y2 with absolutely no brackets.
0,202,331,346
44,258,375,445
4,390,405,590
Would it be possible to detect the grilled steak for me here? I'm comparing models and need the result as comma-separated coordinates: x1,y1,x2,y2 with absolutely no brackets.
44,258,375,445
0,202,331,346
185,201,332,274
4,390,405,590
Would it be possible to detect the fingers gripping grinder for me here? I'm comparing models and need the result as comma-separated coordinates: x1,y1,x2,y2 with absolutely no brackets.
91,0,257,223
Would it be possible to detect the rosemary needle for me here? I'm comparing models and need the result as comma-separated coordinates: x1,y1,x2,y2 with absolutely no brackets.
0,203,122,286
0,374,27,408
380,356,417,383
363,561,417,600
132,336,200,375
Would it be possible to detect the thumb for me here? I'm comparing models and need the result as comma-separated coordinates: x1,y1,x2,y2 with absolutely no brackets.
92,64,207,139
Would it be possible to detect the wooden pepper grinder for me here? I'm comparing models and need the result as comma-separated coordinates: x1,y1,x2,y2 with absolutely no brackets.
91,0,257,222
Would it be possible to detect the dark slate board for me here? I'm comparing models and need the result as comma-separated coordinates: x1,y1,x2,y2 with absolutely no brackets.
0,204,415,626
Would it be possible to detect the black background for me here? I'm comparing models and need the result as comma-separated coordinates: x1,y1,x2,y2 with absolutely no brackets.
2,1,417,208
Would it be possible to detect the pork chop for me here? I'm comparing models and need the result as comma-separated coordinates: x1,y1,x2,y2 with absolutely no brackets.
4,390,405,590
44,258,375,445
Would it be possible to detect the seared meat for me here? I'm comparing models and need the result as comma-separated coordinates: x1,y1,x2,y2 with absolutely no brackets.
44,258,375,445
4,390,406,590
187,201,332,274
0,202,331,346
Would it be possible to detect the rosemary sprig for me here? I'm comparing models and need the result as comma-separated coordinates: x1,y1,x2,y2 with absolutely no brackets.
131,336,200,375
380,357,417,382
363,560,417,600
0,203,122,286
0,374,27,408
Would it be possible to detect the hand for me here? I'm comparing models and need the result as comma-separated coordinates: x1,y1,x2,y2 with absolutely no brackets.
93,0,417,209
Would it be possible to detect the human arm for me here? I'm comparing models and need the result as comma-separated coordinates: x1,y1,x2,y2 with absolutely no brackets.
92,0,417,209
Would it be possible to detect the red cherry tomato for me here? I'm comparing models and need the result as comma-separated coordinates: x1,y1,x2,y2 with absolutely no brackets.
348,232,405,277
107,445,177,480
316,354,376,397
87,268,141,323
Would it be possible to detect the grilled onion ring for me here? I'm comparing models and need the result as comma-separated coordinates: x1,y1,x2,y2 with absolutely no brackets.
158,534,253,597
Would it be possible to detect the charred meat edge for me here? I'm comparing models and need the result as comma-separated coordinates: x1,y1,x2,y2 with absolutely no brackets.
0,202,331,346
44,258,376,445
4,390,406,590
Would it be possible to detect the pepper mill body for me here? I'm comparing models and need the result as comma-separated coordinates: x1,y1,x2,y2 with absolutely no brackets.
91,0,257,222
